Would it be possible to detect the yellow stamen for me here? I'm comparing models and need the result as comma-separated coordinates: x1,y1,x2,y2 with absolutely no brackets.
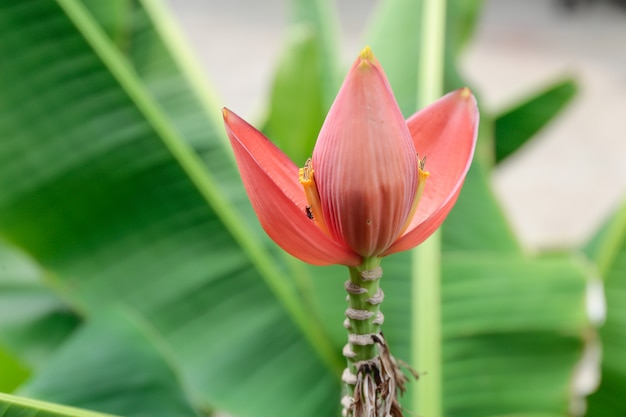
398,156,430,237
299,158,331,236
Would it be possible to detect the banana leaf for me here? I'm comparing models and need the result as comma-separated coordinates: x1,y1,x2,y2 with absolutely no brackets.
0,392,119,417
584,199,626,415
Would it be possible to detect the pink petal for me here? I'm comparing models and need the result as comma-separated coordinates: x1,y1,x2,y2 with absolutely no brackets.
312,48,418,258
384,88,479,256
223,109,361,266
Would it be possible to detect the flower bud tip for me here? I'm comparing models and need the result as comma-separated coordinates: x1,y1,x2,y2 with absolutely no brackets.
359,46,373,61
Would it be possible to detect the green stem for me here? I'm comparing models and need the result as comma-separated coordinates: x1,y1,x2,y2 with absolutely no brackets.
417,0,446,103
346,259,383,366
412,0,447,416
412,232,442,416
342,258,384,400
341,260,410,417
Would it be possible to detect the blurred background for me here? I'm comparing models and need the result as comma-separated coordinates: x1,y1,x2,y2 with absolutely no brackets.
164,0,626,251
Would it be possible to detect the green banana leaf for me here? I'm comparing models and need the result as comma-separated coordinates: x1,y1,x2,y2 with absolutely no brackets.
0,1,592,417
442,159,519,253
0,241,80,371
0,392,119,417
0,346,29,393
261,0,343,165
19,308,201,417
494,78,578,164
262,27,327,165
584,199,626,415
287,0,342,111
365,0,426,117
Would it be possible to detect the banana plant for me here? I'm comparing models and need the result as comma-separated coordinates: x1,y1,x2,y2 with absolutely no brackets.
0,1,604,417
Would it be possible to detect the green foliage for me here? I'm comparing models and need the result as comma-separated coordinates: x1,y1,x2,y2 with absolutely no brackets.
0,392,119,417
365,0,425,116
287,0,342,110
443,161,519,253
494,78,578,164
0,242,81,370
0,2,338,417
584,199,626,416
385,252,587,416
19,309,200,417
262,26,328,165
262,0,342,165
0,347,29,393
443,0,484,92
0,0,616,417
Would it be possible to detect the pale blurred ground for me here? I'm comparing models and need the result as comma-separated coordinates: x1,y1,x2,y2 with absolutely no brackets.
464,0,626,251
165,0,626,251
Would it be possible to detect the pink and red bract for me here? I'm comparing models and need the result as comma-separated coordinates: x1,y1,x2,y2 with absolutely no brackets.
223,47,478,267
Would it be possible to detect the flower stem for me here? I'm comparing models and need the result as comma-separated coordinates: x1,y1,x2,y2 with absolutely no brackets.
341,259,408,417
412,0,447,416
345,258,384,371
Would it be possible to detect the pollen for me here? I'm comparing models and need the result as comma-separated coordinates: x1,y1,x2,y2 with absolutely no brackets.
416,155,430,199
299,159,331,236
419,155,427,171
298,158,314,184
